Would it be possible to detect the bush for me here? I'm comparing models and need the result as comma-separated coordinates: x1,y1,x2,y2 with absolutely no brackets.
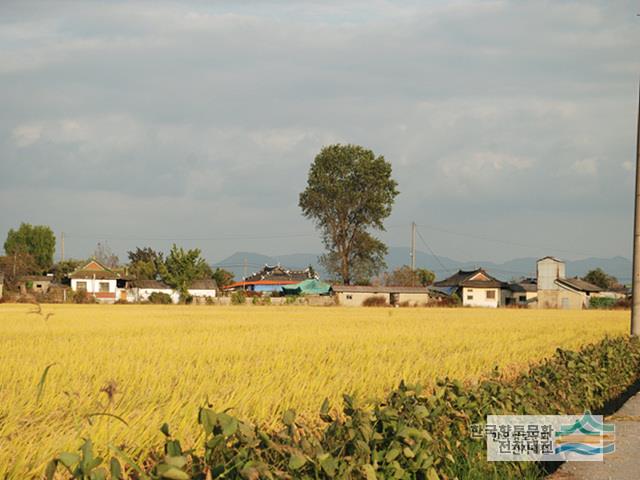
148,292,173,304
231,290,247,305
362,295,388,307
49,336,640,480
590,296,630,310
73,290,95,304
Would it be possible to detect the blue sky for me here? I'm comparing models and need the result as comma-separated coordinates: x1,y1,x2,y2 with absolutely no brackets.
0,0,638,263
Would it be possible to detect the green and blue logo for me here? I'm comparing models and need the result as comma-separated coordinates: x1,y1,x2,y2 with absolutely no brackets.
554,411,615,456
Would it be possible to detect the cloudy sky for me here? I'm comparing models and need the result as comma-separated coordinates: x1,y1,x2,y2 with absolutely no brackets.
1,0,638,264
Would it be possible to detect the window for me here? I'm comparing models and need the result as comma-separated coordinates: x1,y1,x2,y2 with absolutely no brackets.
76,281,87,291
467,295,473,300
467,289,473,292
99,282,110,293
346,294,353,300
486,290,495,300
519,295,526,302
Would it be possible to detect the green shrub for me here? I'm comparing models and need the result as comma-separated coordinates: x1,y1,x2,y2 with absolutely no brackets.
148,292,173,304
362,295,388,307
49,336,640,480
231,290,247,305
589,296,616,309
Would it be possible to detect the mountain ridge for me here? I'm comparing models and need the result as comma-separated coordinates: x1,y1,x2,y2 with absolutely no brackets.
213,248,632,284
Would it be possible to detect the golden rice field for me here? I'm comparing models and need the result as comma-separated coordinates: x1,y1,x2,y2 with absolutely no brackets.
0,304,628,478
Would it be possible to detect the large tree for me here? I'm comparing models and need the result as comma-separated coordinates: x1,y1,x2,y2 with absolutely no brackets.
583,268,618,290
127,247,167,280
212,267,234,290
299,144,399,284
384,265,435,287
4,223,56,272
164,244,212,297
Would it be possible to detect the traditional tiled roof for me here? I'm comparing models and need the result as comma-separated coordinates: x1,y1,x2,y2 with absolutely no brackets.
131,279,172,289
189,279,218,290
70,259,118,280
244,264,313,283
556,277,601,293
509,279,537,293
331,285,429,294
434,269,507,288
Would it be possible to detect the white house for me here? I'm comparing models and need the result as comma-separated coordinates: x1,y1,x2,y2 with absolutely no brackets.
70,260,119,303
128,280,180,304
433,268,508,308
188,279,218,302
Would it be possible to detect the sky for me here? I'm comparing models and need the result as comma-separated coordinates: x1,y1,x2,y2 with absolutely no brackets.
1,0,639,265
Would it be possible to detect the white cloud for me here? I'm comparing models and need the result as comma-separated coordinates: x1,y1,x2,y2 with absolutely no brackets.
572,158,598,176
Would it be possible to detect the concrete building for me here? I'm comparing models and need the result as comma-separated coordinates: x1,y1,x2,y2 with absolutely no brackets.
18,275,54,295
536,256,601,309
433,268,508,308
188,279,218,302
504,279,537,307
69,259,119,303
128,280,180,304
331,285,430,307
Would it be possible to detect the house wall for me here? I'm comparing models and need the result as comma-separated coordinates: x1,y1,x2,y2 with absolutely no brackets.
133,288,180,304
71,278,117,303
537,288,586,309
188,288,217,299
462,287,500,308
537,258,565,290
396,292,430,306
336,291,387,307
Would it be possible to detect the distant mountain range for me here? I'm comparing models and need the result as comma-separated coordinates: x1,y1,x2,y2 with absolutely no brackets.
213,248,632,284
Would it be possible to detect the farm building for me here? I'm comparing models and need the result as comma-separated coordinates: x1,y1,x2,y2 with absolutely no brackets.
331,285,430,307
188,279,218,301
128,279,180,304
226,264,315,293
536,256,601,309
69,259,119,303
504,279,537,307
433,268,508,308
17,275,54,295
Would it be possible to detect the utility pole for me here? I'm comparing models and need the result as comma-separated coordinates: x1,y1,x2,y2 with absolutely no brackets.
243,257,248,291
60,232,65,262
632,80,640,336
411,222,416,271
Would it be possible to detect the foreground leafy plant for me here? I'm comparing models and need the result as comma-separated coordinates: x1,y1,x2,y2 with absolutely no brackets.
49,336,640,479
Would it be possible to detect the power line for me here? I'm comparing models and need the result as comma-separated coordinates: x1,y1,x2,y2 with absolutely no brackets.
415,226,453,275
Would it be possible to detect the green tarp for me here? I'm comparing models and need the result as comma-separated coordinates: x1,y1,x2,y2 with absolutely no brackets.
281,279,331,295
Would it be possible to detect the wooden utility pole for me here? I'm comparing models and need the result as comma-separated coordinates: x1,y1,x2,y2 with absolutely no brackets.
632,81,640,336
60,232,65,262
411,222,416,271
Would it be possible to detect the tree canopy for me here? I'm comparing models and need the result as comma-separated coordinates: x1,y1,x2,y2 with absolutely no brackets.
3,223,56,272
127,247,167,280
299,144,399,284
164,244,212,297
212,268,234,289
384,265,435,287
582,268,619,290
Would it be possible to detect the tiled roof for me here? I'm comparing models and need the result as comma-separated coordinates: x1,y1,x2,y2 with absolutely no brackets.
189,279,218,290
556,277,601,293
331,285,429,294
434,269,507,288
244,264,312,283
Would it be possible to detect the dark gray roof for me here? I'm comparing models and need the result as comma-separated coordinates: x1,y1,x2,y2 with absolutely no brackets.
331,285,429,294
189,279,218,290
434,269,507,288
509,280,537,293
556,278,601,293
132,280,172,289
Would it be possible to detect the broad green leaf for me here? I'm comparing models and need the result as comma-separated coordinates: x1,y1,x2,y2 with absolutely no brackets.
289,453,306,470
57,452,80,468
282,409,296,426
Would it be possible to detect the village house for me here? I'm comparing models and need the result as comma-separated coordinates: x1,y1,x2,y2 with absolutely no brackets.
331,285,430,307
536,256,601,309
226,264,315,294
69,259,119,303
17,275,55,295
188,279,218,302
127,279,180,304
505,278,538,307
433,268,508,308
